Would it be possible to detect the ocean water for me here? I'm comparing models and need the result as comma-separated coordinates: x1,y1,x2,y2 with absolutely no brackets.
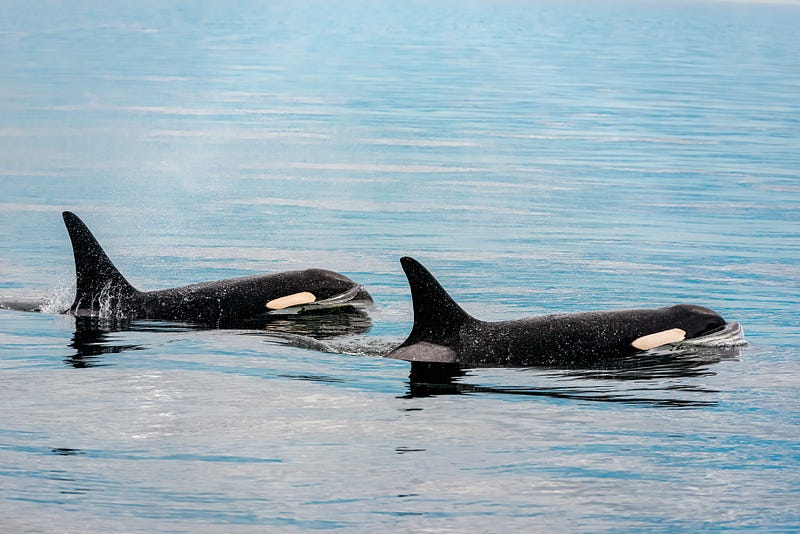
1,0,799,531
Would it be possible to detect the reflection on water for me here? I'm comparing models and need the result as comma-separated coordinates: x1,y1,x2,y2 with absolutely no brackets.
65,306,372,367
67,317,145,368
0,0,797,528
277,373,346,385
50,448,85,456
548,345,742,381
406,345,740,408
260,305,372,338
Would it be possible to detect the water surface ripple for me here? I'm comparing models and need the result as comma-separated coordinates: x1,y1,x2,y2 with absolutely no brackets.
1,1,799,531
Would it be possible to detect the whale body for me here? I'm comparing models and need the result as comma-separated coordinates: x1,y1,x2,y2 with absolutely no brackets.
387,257,741,367
62,211,371,326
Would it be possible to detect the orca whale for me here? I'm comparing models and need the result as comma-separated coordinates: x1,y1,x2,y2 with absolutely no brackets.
386,257,742,367
62,211,372,325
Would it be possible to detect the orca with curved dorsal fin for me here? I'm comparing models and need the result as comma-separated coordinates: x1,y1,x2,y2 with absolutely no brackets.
62,211,372,325
386,257,738,367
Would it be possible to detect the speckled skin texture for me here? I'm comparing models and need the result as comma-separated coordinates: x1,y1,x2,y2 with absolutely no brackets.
387,257,726,367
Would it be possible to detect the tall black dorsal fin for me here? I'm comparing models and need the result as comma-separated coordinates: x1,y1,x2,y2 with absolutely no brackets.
62,211,138,313
397,257,476,348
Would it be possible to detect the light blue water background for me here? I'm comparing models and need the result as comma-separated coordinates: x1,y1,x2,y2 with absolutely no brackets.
1,0,799,531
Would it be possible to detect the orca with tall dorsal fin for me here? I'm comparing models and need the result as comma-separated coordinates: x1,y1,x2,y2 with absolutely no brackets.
386,257,744,367
62,211,372,325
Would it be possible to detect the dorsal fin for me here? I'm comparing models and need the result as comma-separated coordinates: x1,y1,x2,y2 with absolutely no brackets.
398,257,475,347
62,211,138,313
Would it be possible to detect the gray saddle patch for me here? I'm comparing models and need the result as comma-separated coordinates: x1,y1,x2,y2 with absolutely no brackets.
386,342,457,363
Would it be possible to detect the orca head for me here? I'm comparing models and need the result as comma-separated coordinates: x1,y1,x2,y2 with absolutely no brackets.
671,304,727,339
297,268,373,302
264,268,373,313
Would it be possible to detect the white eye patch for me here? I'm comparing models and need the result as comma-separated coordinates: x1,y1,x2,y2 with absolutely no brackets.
266,292,316,310
631,328,686,350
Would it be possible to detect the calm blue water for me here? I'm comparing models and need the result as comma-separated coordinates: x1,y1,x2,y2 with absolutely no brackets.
2,0,799,531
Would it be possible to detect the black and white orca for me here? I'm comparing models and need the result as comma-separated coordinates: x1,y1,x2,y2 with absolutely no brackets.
62,211,372,325
387,257,743,367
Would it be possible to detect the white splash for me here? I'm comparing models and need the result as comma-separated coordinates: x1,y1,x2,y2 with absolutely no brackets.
40,280,75,314
62,281,132,320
